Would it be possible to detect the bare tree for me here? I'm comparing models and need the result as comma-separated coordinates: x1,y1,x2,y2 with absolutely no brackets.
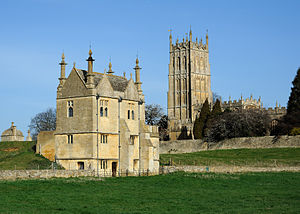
145,104,164,125
213,92,222,104
29,108,56,140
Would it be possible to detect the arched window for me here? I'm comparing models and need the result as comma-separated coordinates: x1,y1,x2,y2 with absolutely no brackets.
177,57,181,70
173,57,175,69
68,107,73,117
100,107,103,117
105,107,108,117
128,110,130,119
131,110,134,120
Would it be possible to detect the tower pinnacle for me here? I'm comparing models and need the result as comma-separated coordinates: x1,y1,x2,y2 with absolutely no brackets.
189,26,192,41
134,57,142,95
58,52,67,88
86,49,95,88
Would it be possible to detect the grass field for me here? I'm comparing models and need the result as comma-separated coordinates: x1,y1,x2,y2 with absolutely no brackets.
0,172,299,213
160,148,300,167
0,141,60,170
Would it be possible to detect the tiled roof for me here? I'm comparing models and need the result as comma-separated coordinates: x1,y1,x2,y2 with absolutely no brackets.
76,69,129,92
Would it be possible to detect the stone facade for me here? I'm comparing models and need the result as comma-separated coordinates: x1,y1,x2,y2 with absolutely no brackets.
168,30,212,140
37,51,159,176
1,122,24,141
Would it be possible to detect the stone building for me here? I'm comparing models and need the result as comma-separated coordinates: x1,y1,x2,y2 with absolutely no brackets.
222,95,263,111
1,122,24,141
37,50,159,176
222,95,286,131
168,29,212,140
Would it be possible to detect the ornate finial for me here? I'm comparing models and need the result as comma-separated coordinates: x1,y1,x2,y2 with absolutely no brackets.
11,122,14,126
276,100,278,108
123,72,126,78
62,52,65,60
136,57,139,65
196,37,198,44
28,129,30,134
89,49,92,57
241,94,243,100
189,25,192,41
130,73,133,79
200,37,203,44
250,94,253,99
185,33,188,42
176,38,179,45
168,29,172,39
73,62,76,68
107,61,114,74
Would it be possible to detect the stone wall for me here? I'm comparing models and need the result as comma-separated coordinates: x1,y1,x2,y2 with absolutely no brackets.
160,135,300,154
161,165,300,173
36,131,55,161
0,170,95,180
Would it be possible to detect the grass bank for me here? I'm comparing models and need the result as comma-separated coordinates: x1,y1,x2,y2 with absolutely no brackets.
0,141,60,170
160,147,300,167
0,172,299,213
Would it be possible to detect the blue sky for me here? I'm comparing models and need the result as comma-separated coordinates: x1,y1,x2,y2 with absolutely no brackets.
0,0,299,136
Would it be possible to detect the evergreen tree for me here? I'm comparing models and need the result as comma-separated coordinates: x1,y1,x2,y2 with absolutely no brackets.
193,99,210,139
211,99,222,116
287,68,300,114
275,68,300,135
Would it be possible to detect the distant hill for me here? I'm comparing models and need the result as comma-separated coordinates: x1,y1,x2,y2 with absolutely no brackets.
0,141,62,170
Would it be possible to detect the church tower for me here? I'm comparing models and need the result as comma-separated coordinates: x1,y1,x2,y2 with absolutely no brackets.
167,29,212,140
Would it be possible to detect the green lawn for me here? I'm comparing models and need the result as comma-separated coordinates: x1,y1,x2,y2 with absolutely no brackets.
160,148,300,167
0,172,299,213
0,141,60,170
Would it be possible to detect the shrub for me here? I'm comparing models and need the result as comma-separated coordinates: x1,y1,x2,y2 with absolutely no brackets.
290,127,300,136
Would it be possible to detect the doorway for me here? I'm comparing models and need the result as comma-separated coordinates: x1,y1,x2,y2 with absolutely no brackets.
112,162,117,177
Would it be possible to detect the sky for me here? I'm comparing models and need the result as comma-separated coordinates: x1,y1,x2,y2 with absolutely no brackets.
0,0,299,137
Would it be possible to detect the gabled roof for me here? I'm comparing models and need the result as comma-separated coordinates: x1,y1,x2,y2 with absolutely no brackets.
76,69,129,92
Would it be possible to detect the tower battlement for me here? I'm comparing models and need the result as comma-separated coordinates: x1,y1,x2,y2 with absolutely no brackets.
169,29,209,52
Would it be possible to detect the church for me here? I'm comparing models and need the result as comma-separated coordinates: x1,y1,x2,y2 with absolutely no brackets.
168,29,212,140
167,29,286,140
37,50,160,176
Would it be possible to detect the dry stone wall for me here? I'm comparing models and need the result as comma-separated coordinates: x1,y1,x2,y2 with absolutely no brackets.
160,135,300,154
161,165,300,173
0,170,95,180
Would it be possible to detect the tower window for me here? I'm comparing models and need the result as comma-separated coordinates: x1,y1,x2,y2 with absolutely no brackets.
68,101,73,117
105,107,108,117
68,135,73,144
68,107,73,117
131,110,134,120
100,107,103,117
128,110,130,119
101,134,108,144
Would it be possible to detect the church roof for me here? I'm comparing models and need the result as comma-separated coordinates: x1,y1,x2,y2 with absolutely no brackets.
76,69,129,92
1,122,24,137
